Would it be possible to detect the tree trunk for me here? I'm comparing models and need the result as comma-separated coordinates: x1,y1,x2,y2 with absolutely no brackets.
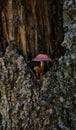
7,0,14,41
31,0,38,54
43,0,52,55
0,0,63,59
1,11,9,42
18,5,27,60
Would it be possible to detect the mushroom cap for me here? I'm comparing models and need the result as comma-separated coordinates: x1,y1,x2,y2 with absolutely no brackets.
32,54,51,61
34,66,41,72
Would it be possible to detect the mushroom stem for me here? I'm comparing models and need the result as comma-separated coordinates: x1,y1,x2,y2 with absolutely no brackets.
36,70,38,77
40,61,44,74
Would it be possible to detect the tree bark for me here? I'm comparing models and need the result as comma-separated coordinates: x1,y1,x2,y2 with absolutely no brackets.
1,11,9,42
7,0,14,41
18,5,27,60
43,0,52,55
31,0,38,54
0,0,63,59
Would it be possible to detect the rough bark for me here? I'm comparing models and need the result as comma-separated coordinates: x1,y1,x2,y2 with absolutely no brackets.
0,0,76,130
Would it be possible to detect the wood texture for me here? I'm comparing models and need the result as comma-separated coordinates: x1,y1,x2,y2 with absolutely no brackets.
0,0,63,59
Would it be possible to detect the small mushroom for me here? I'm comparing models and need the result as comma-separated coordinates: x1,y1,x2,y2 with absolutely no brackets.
32,54,52,74
34,66,41,78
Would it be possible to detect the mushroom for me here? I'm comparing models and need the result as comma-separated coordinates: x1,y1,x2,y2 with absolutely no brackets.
34,66,41,78
32,54,52,74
